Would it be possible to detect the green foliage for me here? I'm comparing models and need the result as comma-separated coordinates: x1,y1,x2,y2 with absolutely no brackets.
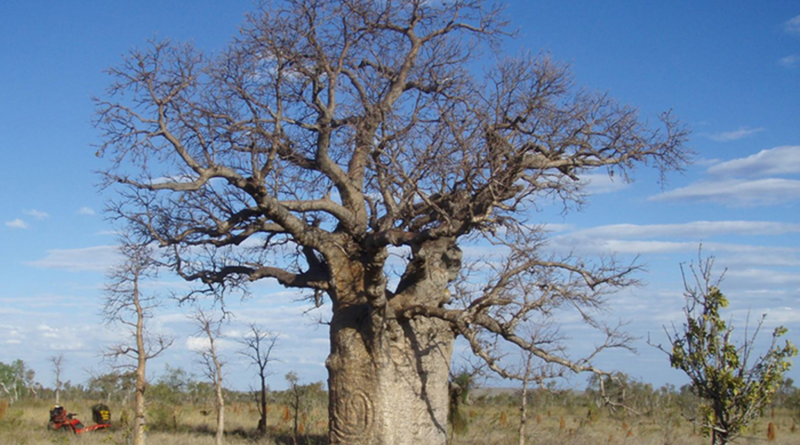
585,372,666,417
0,359,36,403
86,371,136,403
147,365,196,431
662,258,797,445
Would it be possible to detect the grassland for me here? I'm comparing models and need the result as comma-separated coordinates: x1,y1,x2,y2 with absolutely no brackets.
1,396,798,445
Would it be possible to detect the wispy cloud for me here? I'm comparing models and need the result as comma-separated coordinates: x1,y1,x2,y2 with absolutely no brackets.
650,146,800,206
77,206,96,216
707,127,764,142
5,218,29,229
23,209,49,220
549,224,800,269
778,54,800,69
560,221,800,240
649,178,800,206
707,146,800,177
27,245,120,272
579,173,630,195
785,15,800,34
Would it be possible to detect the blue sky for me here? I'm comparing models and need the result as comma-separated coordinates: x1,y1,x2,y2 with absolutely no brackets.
1,1,798,391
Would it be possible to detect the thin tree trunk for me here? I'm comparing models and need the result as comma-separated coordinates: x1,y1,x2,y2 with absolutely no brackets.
293,390,300,445
215,381,225,445
134,281,147,445
259,380,267,435
519,352,535,445
519,376,528,445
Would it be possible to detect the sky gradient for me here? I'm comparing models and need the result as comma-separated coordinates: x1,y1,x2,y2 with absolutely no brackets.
1,1,798,391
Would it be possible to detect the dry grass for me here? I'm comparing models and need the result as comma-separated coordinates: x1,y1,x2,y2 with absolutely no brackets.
2,399,798,444
451,405,800,445
2,399,328,445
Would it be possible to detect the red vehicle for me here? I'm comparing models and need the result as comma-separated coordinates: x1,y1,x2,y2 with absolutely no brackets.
48,404,111,434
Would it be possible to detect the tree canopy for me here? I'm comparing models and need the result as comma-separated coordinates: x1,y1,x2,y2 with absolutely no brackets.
95,1,690,443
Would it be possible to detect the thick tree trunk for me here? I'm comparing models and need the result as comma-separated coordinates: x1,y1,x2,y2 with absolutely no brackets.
327,309,454,445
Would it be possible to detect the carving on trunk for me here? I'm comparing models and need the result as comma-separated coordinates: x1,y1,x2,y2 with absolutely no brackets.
331,389,374,442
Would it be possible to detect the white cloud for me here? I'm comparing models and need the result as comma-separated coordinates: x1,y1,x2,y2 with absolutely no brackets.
708,146,800,177
186,336,211,352
549,224,800,269
561,221,800,240
785,15,800,34
5,218,29,229
648,178,800,206
778,54,799,68
707,127,764,142
27,245,120,272
579,173,630,195
24,209,49,220
724,268,800,290
77,206,96,215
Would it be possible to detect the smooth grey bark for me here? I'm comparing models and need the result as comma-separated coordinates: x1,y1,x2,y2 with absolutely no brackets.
326,238,460,444
328,312,453,444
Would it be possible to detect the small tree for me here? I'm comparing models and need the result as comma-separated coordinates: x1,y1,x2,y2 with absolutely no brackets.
657,256,797,445
237,324,279,435
285,371,308,444
103,238,174,445
192,308,227,445
49,354,65,404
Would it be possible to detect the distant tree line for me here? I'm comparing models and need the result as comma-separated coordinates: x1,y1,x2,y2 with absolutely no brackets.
4,358,799,427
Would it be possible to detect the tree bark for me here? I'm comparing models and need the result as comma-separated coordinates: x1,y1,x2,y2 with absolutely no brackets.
519,374,529,445
327,310,453,445
258,381,267,435
134,279,147,445
325,238,459,445
215,381,225,445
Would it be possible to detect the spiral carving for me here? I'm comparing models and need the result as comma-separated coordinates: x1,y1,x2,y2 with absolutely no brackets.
331,389,374,442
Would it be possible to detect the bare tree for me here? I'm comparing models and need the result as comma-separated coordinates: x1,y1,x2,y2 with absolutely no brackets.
191,307,227,445
49,354,65,405
237,324,279,436
495,325,564,445
285,371,307,445
103,238,174,445
95,1,689,443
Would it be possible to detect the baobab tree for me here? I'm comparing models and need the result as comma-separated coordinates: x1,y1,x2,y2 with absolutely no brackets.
95,1,689,443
